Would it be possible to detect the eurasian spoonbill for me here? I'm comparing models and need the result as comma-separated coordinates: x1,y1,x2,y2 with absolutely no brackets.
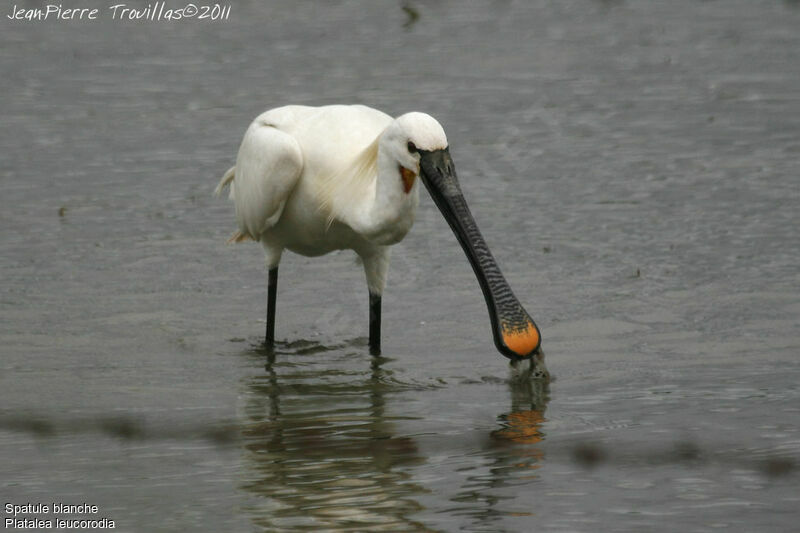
215,105,542,363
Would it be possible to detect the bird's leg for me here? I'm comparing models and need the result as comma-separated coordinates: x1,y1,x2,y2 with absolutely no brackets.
361,250,388,356
266,267,278,348
369,291,381,356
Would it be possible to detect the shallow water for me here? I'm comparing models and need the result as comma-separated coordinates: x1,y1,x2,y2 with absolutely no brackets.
2,1,799,531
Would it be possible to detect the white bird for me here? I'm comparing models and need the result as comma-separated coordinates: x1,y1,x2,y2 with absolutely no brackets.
215,104,541,362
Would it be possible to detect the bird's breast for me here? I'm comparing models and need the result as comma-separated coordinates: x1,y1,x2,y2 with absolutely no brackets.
271,196,366,257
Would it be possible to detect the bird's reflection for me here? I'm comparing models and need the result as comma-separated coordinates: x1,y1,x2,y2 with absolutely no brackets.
450,365,551,528
236,341,551,531
237,341,429,531
492,365,550,452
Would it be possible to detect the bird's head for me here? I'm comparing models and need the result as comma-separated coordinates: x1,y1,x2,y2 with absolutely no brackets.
386,112,543,362
382,112,448,194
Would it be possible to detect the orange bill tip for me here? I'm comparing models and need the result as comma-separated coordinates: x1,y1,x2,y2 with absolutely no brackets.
501,322,541,357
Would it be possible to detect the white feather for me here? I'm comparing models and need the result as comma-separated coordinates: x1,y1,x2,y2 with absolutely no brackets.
217,104,447,291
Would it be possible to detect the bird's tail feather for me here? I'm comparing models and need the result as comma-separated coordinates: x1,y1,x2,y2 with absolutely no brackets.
214,166,236,198
226,231,252,244
215,166,253,243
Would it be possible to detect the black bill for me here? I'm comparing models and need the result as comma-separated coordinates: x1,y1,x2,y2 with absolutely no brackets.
418,148,541,360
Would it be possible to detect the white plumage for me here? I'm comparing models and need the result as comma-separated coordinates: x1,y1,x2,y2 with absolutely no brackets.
216,104,543,365
216,104,445,294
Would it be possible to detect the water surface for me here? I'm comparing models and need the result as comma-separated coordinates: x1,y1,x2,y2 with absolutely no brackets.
2,1,799,531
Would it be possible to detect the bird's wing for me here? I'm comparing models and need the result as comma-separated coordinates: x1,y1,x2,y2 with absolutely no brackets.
228,121,303,241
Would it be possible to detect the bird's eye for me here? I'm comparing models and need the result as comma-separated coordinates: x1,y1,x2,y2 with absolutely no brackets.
407,141,418,154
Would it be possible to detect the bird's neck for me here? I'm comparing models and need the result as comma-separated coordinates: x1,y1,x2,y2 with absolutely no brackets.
350,143,419,245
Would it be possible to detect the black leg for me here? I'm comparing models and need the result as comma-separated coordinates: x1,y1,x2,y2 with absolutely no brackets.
266,267,278,347
369,291,381,356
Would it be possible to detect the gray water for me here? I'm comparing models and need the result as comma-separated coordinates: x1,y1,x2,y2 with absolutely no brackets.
2,1,799,531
